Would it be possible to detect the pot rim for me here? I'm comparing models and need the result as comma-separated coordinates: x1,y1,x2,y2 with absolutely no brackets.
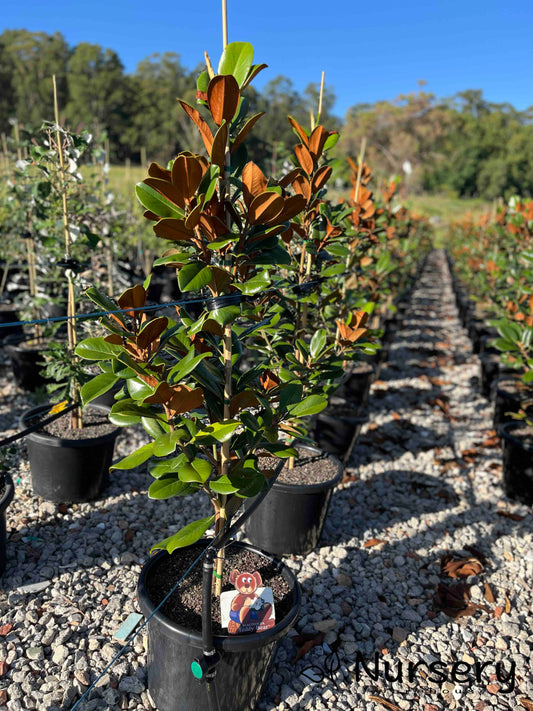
137,539,301,652
21,403,120,448
0,472,14,512
500,421,533,452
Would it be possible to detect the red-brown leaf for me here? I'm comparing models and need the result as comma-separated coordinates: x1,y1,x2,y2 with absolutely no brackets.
171,155,205,203
294,144,314,175
308,125,332,159
241,162,268,206
209,122,228,172
248,192,284,225
229,391,259,417
147,162,171,180
153,218,195,243
167,385,204,415
117,285,146,317
207,74,240,126
311,165,332,193
287,116,309,146
363,538,386,548
178,100,214,154
137,317,168,350
484,582,495,603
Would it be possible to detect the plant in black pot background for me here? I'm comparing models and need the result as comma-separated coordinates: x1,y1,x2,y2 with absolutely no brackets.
21,80,121,502
75,39,337,711
241,113,379,555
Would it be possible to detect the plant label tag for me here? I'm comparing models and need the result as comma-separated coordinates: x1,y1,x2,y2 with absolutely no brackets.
221,568,276,634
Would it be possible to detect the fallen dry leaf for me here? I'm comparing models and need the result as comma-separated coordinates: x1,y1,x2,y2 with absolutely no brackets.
505,592,511,613
496,510,525,521
440,554,484,578
291,632,325,663
0,661,8,677
519,699,533,711
484,582,496,603
363,538,387,548
493,606,503,619
0,624,13,636
367,695,401,711
503,551,514,562
487,683,500,694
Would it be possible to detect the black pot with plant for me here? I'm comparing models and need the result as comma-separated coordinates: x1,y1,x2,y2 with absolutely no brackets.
500,421,533,505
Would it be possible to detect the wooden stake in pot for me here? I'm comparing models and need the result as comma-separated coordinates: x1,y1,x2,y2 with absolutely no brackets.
53,75,82,430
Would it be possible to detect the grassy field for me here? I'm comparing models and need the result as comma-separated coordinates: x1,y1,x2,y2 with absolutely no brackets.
107,165,494,245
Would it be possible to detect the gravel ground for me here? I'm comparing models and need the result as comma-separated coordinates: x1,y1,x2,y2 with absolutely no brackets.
1,249,532,711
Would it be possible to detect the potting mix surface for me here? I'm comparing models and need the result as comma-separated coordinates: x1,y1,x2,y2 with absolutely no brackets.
0,250,532,711
145,543,292,634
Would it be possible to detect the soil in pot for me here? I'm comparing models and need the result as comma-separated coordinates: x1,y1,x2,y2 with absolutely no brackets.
244,446,343,556
138,540,300,711
0,473,15,575
500,422,533,506
22,404,119,503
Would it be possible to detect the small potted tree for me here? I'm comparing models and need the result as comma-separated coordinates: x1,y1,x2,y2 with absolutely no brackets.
21,83,120,503
76,41,327,711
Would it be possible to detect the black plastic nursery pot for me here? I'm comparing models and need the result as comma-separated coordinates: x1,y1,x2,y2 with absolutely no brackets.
137,540,301,711
500,422,533,506
493,376,530,430
313,403,368,460
334,362,374,411
479,352,501,400
5,341,48,391
21,404,120,503
244,446,343,557
0,306,23,343
0,473,15,576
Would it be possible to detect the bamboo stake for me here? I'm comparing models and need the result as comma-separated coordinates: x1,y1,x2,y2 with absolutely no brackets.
213,16,231,595
222,0,228,49
140,146,147,167
316,71,325,125
13,123,22,162
53,75,82,429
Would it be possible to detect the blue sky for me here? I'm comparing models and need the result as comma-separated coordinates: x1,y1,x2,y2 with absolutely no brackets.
3,0,533,118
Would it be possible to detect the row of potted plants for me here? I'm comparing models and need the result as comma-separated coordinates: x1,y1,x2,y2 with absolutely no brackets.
1,41,432,709
448,198,533,506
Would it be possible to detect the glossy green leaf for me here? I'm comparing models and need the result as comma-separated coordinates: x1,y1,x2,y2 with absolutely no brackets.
278,382,303,413
80,373,119,406
168,350,213,382
217,42,254,87
179,458,212,483
148,473,198,500
287,394,328,417
178,263,212,292
153,430,188,457
196,420,240,443
323,133,339,151
151,515,214,553
209,475,240,494
149,454,188,478
234,270,270,295
111,443,154,470
75,337,124,361
310,329,327,359
135,182,185,219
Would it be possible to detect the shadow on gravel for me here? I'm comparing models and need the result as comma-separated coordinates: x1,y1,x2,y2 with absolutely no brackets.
285,473,533,706
1,467,211,591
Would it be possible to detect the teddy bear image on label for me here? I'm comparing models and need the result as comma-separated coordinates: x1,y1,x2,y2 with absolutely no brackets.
220,569,276,634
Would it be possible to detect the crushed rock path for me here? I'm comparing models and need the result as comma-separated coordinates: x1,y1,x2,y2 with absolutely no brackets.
0,249,532,711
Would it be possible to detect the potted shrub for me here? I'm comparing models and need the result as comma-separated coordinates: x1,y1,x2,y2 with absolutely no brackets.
75,41,331,711
20,84,120,502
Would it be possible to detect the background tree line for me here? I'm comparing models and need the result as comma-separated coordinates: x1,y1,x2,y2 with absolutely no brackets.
2,29,533,200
